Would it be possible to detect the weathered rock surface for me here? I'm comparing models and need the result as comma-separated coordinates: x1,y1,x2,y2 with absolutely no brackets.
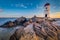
9,19,60,40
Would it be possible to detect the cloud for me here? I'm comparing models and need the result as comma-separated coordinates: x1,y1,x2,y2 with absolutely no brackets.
11,3,27,8
20,4,27,8
11,3,34,8
15,3,27,8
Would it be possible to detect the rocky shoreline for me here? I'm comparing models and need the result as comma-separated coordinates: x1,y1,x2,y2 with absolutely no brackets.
0,16,56,28
0,17,27,28
0,16,60,40
9,20,60,40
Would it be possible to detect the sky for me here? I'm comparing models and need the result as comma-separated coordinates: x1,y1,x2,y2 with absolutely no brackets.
0,0,60,18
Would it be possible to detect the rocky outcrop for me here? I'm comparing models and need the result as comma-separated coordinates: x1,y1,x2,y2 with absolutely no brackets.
0,17,27,28
9,19,60,40
14,16,27,26
0,16,60,40
0,21,14,28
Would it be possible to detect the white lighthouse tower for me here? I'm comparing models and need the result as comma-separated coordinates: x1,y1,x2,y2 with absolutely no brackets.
44,3,50,19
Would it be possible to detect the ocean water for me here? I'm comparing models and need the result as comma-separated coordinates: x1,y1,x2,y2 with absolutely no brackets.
0,18,25,40
0,18,21,40
52,21,60,26
0,27,15,40
0,18,16,25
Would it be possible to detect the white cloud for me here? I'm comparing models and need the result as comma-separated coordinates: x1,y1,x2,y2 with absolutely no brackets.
11,3,27,8
15,3,27,8
20,4,27,8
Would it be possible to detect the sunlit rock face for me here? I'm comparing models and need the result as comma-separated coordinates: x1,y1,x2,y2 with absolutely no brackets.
20,24,41,40
9,24,44,40
9,19,60,40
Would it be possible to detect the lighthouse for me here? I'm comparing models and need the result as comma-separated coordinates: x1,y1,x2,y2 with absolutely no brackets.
44,3,50,18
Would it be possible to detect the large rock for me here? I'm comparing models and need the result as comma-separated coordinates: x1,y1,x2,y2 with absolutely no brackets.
9,19,60,40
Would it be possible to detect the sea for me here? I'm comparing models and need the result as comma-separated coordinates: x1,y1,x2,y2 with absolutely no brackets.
0,18,17,40
0,18,16,26
0,18,29,40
